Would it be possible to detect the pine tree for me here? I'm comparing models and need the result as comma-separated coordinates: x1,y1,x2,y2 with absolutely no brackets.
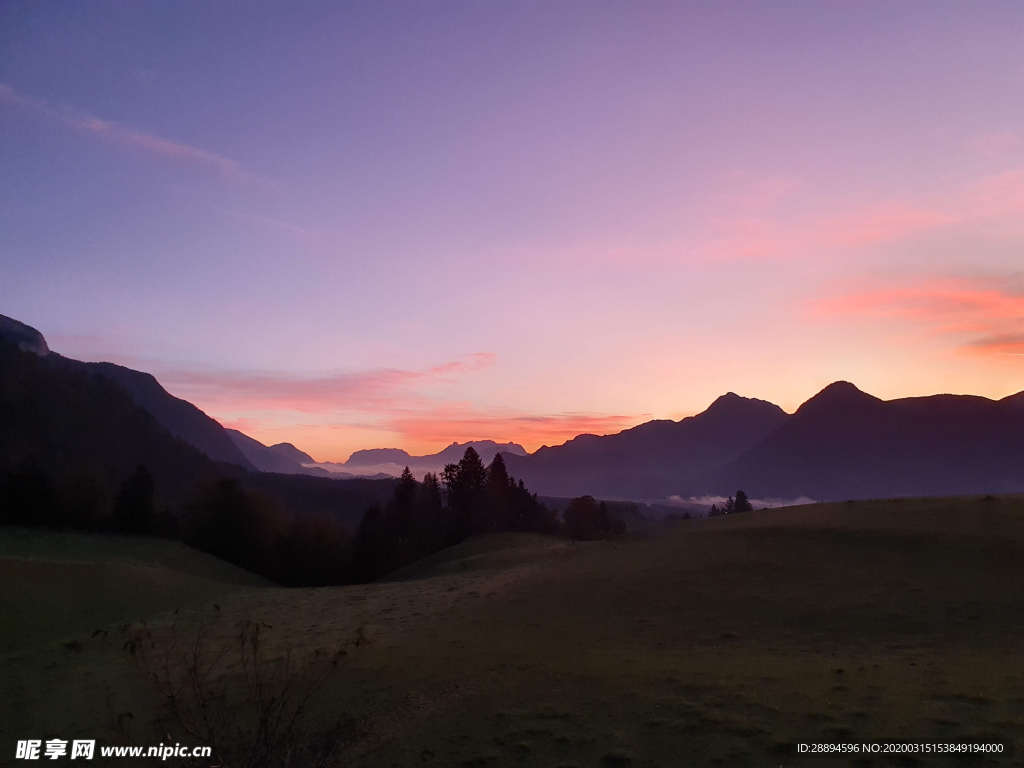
485,453,512,531
734,489,753,513
393,466,418,524
443,447,488,539
419,471,444,546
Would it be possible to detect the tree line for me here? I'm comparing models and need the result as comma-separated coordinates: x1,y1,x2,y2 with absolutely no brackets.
708,490,753,516
353,448,559,581
0,339,629,587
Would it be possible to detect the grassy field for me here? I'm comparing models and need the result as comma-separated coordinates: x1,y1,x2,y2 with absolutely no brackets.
4,496,1024,766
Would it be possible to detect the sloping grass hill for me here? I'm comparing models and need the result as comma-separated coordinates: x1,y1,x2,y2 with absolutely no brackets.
6,496,1024,767
0,527,269,656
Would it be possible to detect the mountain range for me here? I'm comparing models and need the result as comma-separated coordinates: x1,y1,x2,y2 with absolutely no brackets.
0,315,395,528
503,382,1024,502
3,314,1022,506
315,440,528,476
694,381,1024,501
224,428,324,475
502,393,787,500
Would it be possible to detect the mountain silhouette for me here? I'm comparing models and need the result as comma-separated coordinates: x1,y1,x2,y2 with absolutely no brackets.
502,393,789,498
225,429,326,476
0,317,396,534
0,337,218,512
341,441,527,471
344,448,413,467
0,314,254,470
0,314,49,355
699,381,1024,500
7,314,1023,507
66,360,255,470
1004,390,1024,412
269,442,316,465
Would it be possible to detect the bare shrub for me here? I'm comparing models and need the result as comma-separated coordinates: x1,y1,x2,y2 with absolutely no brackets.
124,616,363,767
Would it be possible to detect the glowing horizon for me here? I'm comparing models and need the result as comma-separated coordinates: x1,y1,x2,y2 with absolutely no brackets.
3,3,1023,462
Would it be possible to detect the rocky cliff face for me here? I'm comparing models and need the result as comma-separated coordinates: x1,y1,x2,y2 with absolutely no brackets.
0,315,50,356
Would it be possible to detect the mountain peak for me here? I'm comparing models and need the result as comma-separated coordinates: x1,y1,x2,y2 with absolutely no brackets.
0,314,49,356
701,391,786,419
797,381,881,414
269,442,316,465
711,391,743,405
821,380,862,394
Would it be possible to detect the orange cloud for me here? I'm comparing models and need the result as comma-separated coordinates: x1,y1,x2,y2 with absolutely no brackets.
384,406,640,451
963,334,1024,355
147,353,640,454
815,277,1024,359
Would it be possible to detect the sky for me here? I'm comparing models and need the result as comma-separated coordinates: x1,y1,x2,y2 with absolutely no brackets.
2,1,1023,462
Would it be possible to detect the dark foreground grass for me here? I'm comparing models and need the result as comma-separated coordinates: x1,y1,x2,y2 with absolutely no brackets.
3,496,1024,766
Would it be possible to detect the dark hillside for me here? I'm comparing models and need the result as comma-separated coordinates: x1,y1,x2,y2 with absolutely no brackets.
0,314,254,470
503,393,788,498
226,428,316,474
0,340,218,519
701,381,1024,500
57,358,255,470
0,339,396,556
269,442,316,464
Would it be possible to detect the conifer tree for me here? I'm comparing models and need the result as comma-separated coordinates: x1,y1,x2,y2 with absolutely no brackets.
734,489,753,512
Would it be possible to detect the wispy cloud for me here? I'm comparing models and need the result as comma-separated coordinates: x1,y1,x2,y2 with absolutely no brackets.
815,276,1024,359
149,353,639,452
231,212,323,239
384,406,639,448
568,165,1024,268
159,353,497,414
697,176,1019,264
0,83,265,185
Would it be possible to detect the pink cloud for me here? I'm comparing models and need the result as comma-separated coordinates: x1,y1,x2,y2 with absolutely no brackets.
384,406,640,450
219,417,263,433
968,131,1020,158
964,334,1024,355
671,165,1024,265
815,277,1024,360
158,353,497,414
819,203,959,247
150,353,640,453
0,83,264,185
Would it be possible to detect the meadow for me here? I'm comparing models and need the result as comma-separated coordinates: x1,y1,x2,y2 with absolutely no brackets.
3,495,1024,766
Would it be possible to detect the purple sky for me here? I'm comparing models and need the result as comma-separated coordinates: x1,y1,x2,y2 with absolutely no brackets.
3,2,1023,461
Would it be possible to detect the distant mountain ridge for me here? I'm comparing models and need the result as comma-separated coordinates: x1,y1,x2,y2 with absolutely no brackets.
224,429,329,476
697,381,1024,500
342,440,527,470
0,321,397,535
504,381,1024,503
270,442,316,465
502,393,788,499
5,314,1023,505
